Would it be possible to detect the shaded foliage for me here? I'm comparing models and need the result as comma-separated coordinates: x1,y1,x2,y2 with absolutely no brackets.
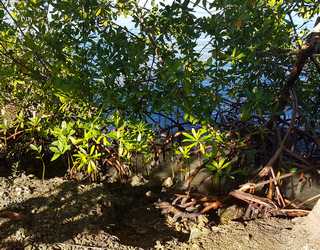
0,0,319,186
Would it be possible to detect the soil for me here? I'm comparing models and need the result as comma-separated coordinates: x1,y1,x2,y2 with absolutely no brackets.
0,174,319,250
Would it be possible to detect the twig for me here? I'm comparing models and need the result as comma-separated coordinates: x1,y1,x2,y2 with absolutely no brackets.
278,208,309,217
230,188,311,218
229,190,278,209
200,201,221,213
297,194,320,208
283,147,311,167
4,130,24,140
263,18,320,170
288,13,302,50
269,167,286,207
199,37,214,57
239,172,294,192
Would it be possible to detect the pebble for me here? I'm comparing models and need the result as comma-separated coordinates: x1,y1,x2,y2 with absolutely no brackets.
162,177,173,188
191,242,202,250
145,190,152,197
130,174,147,186
189,225,210,242
15,187,23,195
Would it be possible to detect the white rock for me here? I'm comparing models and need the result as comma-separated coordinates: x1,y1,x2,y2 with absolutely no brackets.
162,177,173,188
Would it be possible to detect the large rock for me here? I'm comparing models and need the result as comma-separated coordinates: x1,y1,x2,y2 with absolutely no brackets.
286,199,320,250
303,198,320,241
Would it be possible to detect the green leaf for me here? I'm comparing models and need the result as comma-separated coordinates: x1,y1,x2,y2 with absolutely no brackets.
268,0,284,8
30,144,39,152
51,152,61,161
96,8,102,16
0,10,5,19
90,145,95,155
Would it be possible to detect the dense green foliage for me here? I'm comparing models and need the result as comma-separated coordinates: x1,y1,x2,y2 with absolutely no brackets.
0,0,319,186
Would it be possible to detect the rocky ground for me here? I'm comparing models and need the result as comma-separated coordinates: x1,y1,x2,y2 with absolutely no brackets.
0,174,319,250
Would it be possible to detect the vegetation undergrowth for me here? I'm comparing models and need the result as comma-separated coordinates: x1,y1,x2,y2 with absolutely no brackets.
0,0,319,200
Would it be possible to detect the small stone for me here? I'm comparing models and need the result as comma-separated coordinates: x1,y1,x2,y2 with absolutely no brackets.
24,244,33,250
218,205,245,224
154,240,164,250
145,190,152,197
13,178,20,185
23,186,31,194
162,177,173,188
191,242,202,250
130,175,146,186
210,226,220,232
189,225,210,242
15,187,23,195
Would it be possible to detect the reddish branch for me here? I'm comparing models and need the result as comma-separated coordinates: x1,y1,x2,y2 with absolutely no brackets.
280,23,320,108
229,190,309,218
261,19,320,177
0,211,25,221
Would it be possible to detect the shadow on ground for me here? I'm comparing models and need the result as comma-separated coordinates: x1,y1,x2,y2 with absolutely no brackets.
0,181,188,249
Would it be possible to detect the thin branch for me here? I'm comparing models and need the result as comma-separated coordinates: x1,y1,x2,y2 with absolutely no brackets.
0,0,24,35
239,172,294,192
297,194,320,208
199,37,214,57
288,13,302,50
189,0,213,16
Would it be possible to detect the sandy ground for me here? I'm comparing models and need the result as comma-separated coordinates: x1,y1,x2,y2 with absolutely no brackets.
0,175,319,250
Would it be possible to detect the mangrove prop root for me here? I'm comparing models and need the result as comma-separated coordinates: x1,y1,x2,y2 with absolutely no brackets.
156,191,222,221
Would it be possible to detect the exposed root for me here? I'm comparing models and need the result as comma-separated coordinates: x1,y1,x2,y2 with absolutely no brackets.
155,191,222,222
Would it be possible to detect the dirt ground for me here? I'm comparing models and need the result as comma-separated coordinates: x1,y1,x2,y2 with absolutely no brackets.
0,175,319,250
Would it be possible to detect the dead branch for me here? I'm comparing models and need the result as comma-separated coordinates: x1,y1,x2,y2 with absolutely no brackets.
239,172,294,192
229,190,310,218
297,194,320,208
229,190,278,209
